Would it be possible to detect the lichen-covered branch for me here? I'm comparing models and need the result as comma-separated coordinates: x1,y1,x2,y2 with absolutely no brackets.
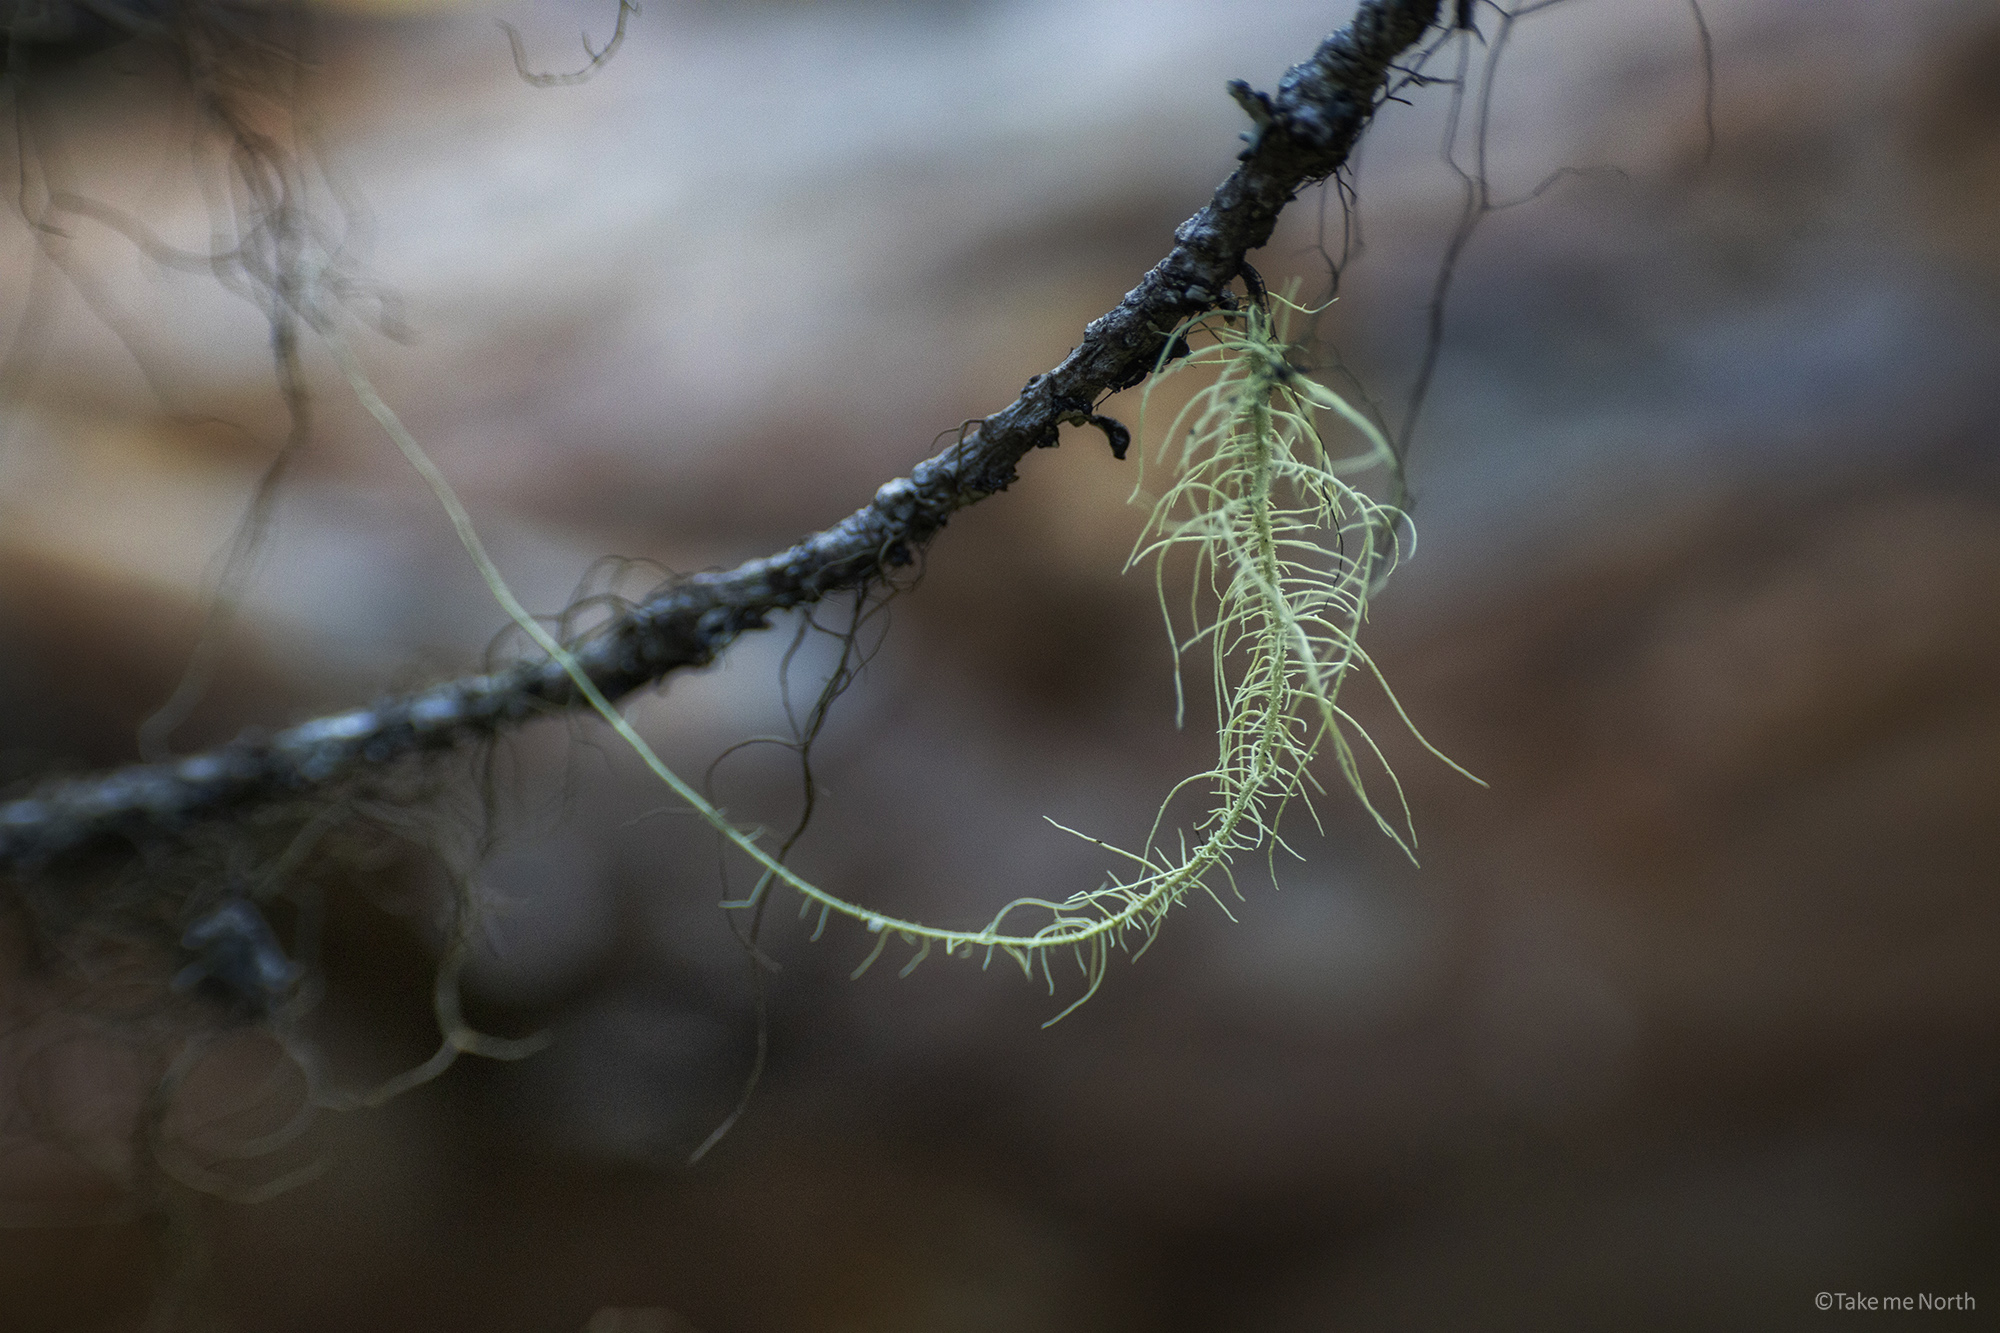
0,0,1443,872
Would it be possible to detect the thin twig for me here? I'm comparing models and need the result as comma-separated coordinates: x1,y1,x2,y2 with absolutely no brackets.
0,0,1445,874
500,0,639,89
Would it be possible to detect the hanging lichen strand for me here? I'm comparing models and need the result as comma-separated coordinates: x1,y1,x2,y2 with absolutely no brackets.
336,291,1458,1021
1007,295,1473,1019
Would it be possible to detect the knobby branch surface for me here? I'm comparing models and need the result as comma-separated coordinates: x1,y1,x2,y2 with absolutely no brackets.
0,0,1443,872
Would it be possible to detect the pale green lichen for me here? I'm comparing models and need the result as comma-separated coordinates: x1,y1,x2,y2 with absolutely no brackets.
335,290,1469,1022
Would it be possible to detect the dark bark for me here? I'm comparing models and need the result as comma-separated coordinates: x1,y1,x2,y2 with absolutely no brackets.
0,0,1443,871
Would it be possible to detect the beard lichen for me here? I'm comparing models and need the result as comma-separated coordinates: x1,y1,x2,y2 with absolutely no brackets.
336,289,1470,1024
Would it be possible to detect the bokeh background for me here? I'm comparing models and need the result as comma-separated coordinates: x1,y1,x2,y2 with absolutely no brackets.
2,0,1996,1328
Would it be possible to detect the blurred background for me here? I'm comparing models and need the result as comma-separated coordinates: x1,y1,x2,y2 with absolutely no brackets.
1,0,1996,1328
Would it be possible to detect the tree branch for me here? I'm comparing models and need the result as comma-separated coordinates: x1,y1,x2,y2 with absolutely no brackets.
0,0,1443,872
